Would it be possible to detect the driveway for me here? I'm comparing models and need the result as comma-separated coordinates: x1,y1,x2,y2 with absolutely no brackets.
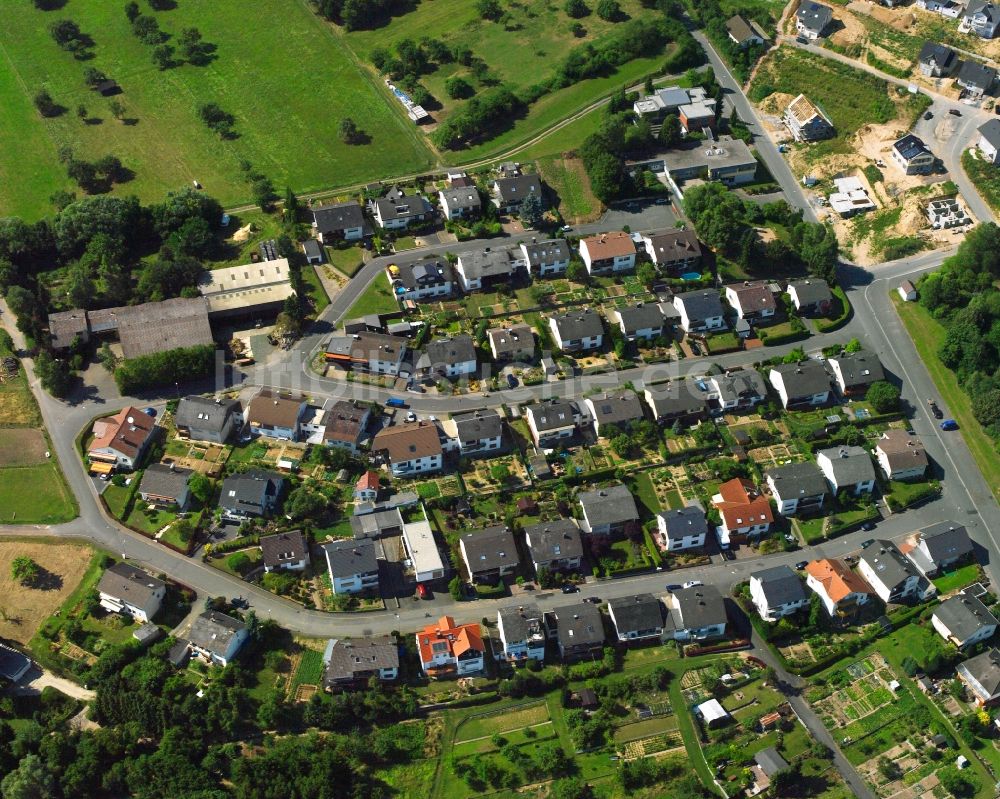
13,664,95,701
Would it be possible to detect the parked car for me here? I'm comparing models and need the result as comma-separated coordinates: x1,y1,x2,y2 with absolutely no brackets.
682,580,703,589
949,109,962,116
795,561,808,570
406,411,417,422
924,111,933,120
584,596,601,604
506,373,518,389
561,584,580,594
861,521,876,532
561,225,573,232
941,419,959,431
231,597,249,609
416,583,431,599
861,539,876,548
666,584,682,591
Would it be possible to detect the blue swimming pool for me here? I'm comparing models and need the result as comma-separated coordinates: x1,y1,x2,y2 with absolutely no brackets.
680,272,701,281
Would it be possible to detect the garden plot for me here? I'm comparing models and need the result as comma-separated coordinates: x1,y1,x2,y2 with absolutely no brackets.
815,654,896,728
453,701,550,745
748,443,799,468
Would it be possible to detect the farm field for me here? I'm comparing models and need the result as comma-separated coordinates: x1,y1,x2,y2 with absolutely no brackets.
0,0,433,219
0,541,96,647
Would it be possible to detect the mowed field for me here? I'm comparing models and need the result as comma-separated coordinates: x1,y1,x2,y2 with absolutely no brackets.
0,541,93,646
0,0,435,219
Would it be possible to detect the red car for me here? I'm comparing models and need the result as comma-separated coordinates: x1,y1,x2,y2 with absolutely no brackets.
416,583,431,599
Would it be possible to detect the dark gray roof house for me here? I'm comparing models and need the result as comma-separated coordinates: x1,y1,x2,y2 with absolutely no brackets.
586,390,647,431
138,463,193,506
957,648,1000,704
323,539,378,580
769,360,831,404
755,747,789,778
545,602,606,658
550,309,604,341
787,278,833,311
417,335,477,372
644,383,708,423
174,396,243,442
796,1,833,35
667,584,728,636
829,350,885,394
933,594,998,647
957,59,997,93
919,42,957,74
97,562,166,613
453,409,503,446
608,594,664,638
523,519,584,565
302,239,324,262
349,507,405,540
439,186,482,215
460,526,519,578
616,303,667,337
577,483,640,532
980,118,1000,151
642,228,701,267
323,636,399,688
312,202,365,237
0,643,31,682
764,460,829,503
675,290,726,326
659,505,709,542
188,610,247,662
917,521,974,567
219,470,284,518
493,174,543,208
521,239,571,269
260,530,309,571
750,565,808,608
374,188,432,224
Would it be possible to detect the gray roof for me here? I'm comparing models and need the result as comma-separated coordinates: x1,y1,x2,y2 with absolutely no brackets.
219,470,283,515
394,259,454,289
488,324,534,356
958,59,998,89
551,309,604,340
645,383,707,419
461,526,519,574
933,594,998,643
323,538,379,579
547,602,606,649
919,521,974,564
312,201,365,234
726,14,766,43
302,239,323,258
260,530,308,569
322,399,369,447
175,395,242,436
675,289,725,322
440,186,482,212
521,239,570,267
578,483,639,528
893,134,931,163
459,247,521,280
797,1,832,31
493,174,542,203
959,648,1000,697
350,508,404,539
527,401,578,432
115,297,213,360
608,594,663,633
765,461,829,500
0,643,31,681
524,518,584,562
755,747,789,778
498,603,544,642
188,610,246,658
97,562,166,607
818,445,877,485
588,391,646,427
374,190,432,222
966,0,999,22
980,118,1000,149
787,278,832,306
643,228,701,265
453,409,503,443
751,565,807,607
138,463,192,502
770,360,831,397
670,584,727,630
133,622,162,644
323,636,399,685
616,303,666,333
419,335,477,368
713,369,767,403
47,309,89,349
860,540,919,590
830,351,885,390
659,506,708,540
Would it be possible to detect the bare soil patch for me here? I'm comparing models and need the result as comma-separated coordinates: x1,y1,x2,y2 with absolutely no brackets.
0,429,47,467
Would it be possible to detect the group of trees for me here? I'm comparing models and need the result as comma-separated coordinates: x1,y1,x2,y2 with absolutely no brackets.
123,1,215,71
49,18,94,59
57,146,130,195
313,0,414,30
113,344,215,393
689,0,768,83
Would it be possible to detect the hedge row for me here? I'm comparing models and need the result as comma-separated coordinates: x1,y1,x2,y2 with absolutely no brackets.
816,286,852,333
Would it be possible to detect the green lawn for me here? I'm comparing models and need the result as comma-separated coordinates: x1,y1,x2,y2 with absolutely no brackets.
301,263,330,316
630,471,661,516
893,294,1000,502
343,275,399,319
933,563,982,594
325,246,365,278
0,0,433,219
516,105,607,161
0,463,76,524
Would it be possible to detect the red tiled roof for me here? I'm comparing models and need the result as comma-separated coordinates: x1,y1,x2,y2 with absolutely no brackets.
714,478,774,529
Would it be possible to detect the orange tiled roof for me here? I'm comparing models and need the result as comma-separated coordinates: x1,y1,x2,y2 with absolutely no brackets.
356,470,380,491
714,478,774,529
417,615,483,665
805,558,872,602
89,406,155,459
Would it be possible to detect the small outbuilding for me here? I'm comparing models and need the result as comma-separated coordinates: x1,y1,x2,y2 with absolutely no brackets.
897,280,917,302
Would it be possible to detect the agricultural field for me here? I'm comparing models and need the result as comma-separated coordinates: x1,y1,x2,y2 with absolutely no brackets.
0,0,433,220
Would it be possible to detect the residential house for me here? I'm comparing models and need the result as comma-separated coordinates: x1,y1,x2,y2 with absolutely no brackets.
47,308,89,350
957,649,1000,706
816,445,877,495
805,558,875,618
787,278,833,315
796,1,833,38
713,478,774,545
246,390,308,441
454,247,525,293
957,59,998,96
302,238,324,264
188,611,248,666
138,463,192,510
0,644,31,683
725,281,777,322
768,360,831,409
417,616,485,678
656,505,709,551
322,636,399,690
726,14,768,46
962,0,1000,38
311,201,365,243
491,173,544,214
750,565,809,621
520,239,571,277
372,187,433,230
322,400,371,454
752,749,790,794
640,228,701,272
584,390,646,438
354,471,381,503
577,483,640,536
903,521,974,577
579,232,637,275
324,331,408,375
660,136,757,187
402,515,447,583
350,508,404,540
664,585,728,641
525,400,581,446
828,176,877,217
219,470,284,520
88,407,156,471
323,539,380,594
764,461,829,516
544,602,606,661
858,540,923,603
450,409,503,456
549,310,604,352
784,94,835,142
679,99,718,134
97,563,166,623
174,396,243,443
933,594,998,648
371,421,443,477
607,594,664,642
918,0,964,16
416,335,478,379
875,429,928,481
978,118,1000,164
891,134,936,175
918,41,958,76
827,350,885,396
387,259,455,302
673,290,726,333
614,303,667,342
439,186,482,220
705,369,767,415
523,519,584,575
487,324,535,361
459,526,519,583
260,530,310,573
497,604,546,662
644,383,708,426
898,279,919,301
